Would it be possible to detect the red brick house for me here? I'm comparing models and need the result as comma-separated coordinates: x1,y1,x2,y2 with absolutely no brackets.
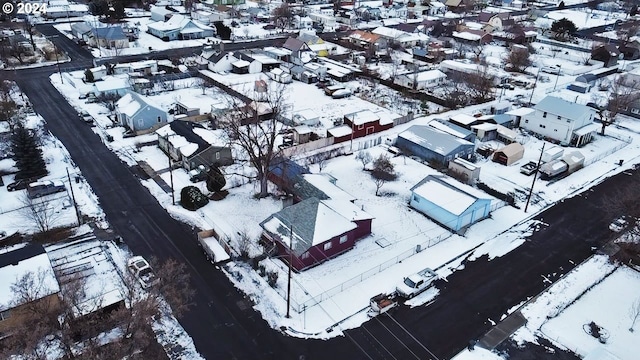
260,197,373,271
329,110,393,143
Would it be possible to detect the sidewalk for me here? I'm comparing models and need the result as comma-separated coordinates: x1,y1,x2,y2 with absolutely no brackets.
137,161,174,194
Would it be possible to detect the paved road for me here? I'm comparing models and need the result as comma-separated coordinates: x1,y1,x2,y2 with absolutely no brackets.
7,23,640,359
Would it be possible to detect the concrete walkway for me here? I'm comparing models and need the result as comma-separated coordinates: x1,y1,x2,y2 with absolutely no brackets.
478,311,527,350
137,161,174,194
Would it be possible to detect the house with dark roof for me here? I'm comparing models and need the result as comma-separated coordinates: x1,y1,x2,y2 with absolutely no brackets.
283,37,315,65
156,120,232,170
260,197,374,271
396,125,475,166
89,26,129,49
0,244,61,338
591,44,621,67
521,96,598,147
409,175,493,232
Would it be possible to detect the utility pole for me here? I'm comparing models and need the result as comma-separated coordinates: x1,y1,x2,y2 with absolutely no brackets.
525,143,545,213
286,224,293,318
66,168,81,226
528,67,541,106
168,147,175,205
553,64,562,91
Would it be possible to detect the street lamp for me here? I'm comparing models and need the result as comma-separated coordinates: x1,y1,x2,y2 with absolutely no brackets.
552,64,562,91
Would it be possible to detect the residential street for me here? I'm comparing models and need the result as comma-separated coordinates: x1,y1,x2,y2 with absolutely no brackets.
6,25,640,359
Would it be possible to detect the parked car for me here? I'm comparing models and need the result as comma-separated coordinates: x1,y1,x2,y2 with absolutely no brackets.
79,110,93,124
127,256,159,289
26,180,66,199
7,177,39,191
396,268,438,298
609,216,628,232
332,89,352,99
541,66,561,75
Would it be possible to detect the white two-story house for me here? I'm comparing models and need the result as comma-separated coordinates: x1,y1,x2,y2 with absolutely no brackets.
521,96,599,147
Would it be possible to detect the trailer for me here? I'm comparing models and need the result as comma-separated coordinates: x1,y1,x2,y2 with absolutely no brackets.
197,230,231,264
539,150,585,180
368,293,398,317
541,146,564,163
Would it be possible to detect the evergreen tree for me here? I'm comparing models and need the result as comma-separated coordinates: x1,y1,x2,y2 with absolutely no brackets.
206,167,226,193
84,69,95,83
11,122,48,180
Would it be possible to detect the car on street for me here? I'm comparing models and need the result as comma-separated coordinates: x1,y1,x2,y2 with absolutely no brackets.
609,217,628,232
7,177,40,191
127,256,160,289
79,110,94,124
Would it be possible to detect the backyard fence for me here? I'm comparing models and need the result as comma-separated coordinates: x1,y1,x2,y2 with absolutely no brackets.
289,231,452,313
583,136,632,167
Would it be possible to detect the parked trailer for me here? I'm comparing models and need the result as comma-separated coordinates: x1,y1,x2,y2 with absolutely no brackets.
197,230,231,264
539,150,585,179
368,293,398,317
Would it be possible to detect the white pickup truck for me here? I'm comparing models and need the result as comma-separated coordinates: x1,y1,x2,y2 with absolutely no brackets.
396,268,438,298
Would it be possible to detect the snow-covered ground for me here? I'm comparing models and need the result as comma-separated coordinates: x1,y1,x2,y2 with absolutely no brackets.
50,58,640,346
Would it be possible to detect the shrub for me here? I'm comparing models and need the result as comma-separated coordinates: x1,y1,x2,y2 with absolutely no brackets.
180,186,209,211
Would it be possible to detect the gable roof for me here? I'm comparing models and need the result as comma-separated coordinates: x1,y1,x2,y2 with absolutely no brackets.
116,91,163,117
0,243,60,312
495,142,524,157
534,96,592,121
91,26,127,40
283,37,306,52
71,22,92,35
349,30,382,44
410,175,490,215
399,125,473,155
164,120,220,157
260,197,361,255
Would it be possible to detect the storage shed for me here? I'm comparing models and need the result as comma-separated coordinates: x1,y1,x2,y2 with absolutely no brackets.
448,158,480,185
409,175,494,232
492,142,524,166
541,146,564,163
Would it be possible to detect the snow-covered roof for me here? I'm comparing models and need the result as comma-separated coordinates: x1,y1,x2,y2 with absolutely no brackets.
323,199,374,222
505,107,534,116
295,108,319,121
260,198,358,254
232,60,250,67
573,123,599,136
412,69,447,82
450,113,477,125
534,96,592,121
116,93,141,117
0,243,60,312
46,238,125,318
346,110,380,126
428,119,473,139
410,175,490,216
328,125,352,137
453,31,482,41
302,174,356,202
400,125,473,155
471,122,497,131
93,77,130,92
192,127,226,147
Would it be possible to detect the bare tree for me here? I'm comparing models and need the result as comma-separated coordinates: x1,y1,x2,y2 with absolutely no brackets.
306,150,335,172
594,75,640,135
355,150,373,169
465,65,496,103
19,194,64,233
218,81,288,198
630,297,640,332
371,154,396,196
273,3,293,30
506,46,532,73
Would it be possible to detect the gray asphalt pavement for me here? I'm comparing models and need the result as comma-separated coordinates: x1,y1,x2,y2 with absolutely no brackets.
6,21,640,360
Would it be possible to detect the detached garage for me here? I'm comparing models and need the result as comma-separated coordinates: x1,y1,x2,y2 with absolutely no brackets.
409,175,494,233
492,142,524,166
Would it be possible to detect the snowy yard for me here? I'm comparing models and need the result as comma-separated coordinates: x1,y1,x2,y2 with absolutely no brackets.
47,51,640,341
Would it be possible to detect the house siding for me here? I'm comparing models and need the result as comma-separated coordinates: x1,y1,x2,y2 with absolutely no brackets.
184,146,233,170
343,118,393,139
124,105,168,132
521,108,593,145
409,194,491,232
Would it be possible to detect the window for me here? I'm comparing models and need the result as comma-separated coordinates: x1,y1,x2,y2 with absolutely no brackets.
413,195,420,203
301,252,310,260
557,116,561,120
157,116,162,123
543,112,547,118
339,235,348,244
357,124,364,130
323,241,332,251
